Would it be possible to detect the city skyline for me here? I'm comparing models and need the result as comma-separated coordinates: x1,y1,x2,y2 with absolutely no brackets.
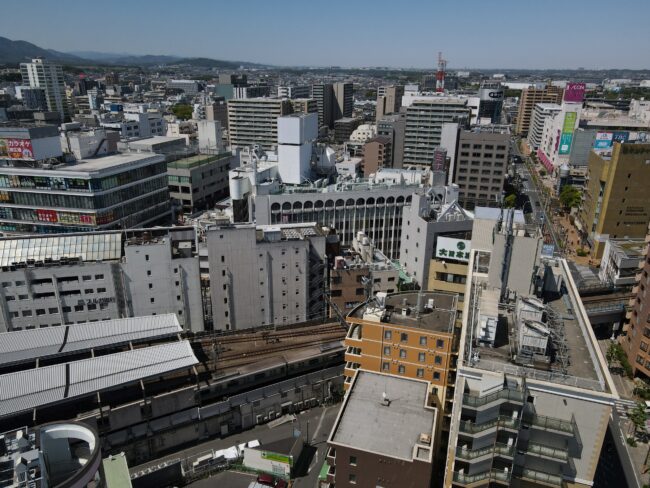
2,0,649,69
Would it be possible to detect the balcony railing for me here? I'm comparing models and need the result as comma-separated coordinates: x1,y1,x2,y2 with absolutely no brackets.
453,469,511,485
518,468,563,486
455,443,514,461
526,442,569,461
463,388,524,408
524,413,574,434
459,415,519,434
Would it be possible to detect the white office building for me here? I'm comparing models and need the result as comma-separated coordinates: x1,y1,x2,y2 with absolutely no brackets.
20,58,69,120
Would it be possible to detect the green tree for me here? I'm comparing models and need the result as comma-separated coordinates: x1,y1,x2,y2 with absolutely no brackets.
504,194,517,208
171,104,193,120
606,342,618,367
629,402,648,437
559,185,582,210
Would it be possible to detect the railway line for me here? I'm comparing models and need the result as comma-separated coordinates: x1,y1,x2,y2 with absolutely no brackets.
198,324,346,346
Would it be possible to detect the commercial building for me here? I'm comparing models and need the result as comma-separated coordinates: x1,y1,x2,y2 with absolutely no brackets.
326,370,438,488
0,228,204,332
514,84,564,136
334,117,362,144
227,98,293,151
243,437,303,479
167,79,201,95
599,238,647,287
233,85,271,99
527,103,561,151
290,98,318,116
333,82,354,121
205,223,327,331
60,126,120,160
477,81,504,124
20,58,69,121
578,143,650,259
312,83,334,129
621,232,650,377
403,96,471,167
453,125,510,209
20,87,47,111
277,85,310,99
205,96,229,129
168,152,237,214
363,135,392,176
376,85,404,121
0,422,102,488
329,231,400,317
377,113,406,168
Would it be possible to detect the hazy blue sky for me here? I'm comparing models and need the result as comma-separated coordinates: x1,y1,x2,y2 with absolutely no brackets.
2,0,649,69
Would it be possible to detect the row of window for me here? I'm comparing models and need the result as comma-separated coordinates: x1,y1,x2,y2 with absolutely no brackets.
383,329,445,348
381,362,442,380
383,346,444,364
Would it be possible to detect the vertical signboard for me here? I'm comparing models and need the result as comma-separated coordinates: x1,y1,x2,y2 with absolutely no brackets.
559,112,577,155
563,82,586,103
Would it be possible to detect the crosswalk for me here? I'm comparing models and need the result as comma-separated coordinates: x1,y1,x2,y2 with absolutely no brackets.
615,398,639,418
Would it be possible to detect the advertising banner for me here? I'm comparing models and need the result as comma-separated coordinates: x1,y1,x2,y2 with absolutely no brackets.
563,82,586,103
559,112,577,155
594,132,614,149
0,138,35,160
559,133,574,155
262,452,292,466
612,131,630,144
435,237,471,262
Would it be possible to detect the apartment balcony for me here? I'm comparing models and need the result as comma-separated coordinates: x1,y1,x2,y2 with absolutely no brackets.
463,387,524,410
452,469,511,487
459,415,519,436
523,413,575,436
455,443,515,463
326,464,336,484
516,468,563,487
525,442,570,462
327,447,336,466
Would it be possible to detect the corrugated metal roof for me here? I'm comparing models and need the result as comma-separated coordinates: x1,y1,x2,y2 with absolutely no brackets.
0,314,182,367
0,340,197,418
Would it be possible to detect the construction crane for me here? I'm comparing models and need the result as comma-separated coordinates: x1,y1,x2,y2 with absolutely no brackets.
436,51,447,93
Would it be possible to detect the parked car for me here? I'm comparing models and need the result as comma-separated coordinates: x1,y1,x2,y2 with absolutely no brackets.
256,474,275,486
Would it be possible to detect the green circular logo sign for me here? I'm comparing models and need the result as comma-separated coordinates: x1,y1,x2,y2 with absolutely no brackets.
456,241,466,250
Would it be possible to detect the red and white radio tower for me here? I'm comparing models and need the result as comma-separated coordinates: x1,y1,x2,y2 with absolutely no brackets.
435,51,447,93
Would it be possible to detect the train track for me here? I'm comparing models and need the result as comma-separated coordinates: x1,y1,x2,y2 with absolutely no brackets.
198,324,346,346
217,333,345,361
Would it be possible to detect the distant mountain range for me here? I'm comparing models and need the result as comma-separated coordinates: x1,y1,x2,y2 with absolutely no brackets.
0,36,264,68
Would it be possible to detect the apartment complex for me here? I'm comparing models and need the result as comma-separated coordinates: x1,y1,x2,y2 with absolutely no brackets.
403,97,471,167
227,98,293,151
277,85,310,99
621,233,650,377
205,223,327,331
312,83,334,129
376,85,404,121
363,135,392,176
333,82,354,121
578,143,650,259
167,152,237,214
20,58,69,120
334,117,361,143
0,227,204,332
290,98,318,116
514,84,564,136
453,125,510,209
326,371,438,488
377,113,406,168
526,103,561,151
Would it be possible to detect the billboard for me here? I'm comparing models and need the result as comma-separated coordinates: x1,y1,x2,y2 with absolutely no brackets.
559,112,577,155
563,82,586,103
435,237,471,262
594,132,614,149
612,131,630,144
0,138,34,160
541,244,555,257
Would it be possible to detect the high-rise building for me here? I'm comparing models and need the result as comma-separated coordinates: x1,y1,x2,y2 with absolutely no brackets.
477,81,504,123
363,136,392,176
20,87,47,111
312,83,334,129
377,114,406,168
289,98,318,115
334,117,362,143
514,84,564,136
227,98,293,151
20,58,70,120
205,96,228,129
333,82,354,121
453,125,510,209
376,85,404,121
403,97,471,167
578,143,650,259
527,103,561,151
277,85,310,99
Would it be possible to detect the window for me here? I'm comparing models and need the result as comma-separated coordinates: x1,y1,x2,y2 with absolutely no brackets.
74,305,83,312
400,332,408,342
641,342,649,352
87,304,97,311
435,356,442,365
349,474,357,484
82,275,92,281
62,306,71,313
399,349,407,359
18,294,28,300
418,352,426,362
147,270,151,276
148,283,153,289
150,298,155,303
95,274,104,280
349,456,357,466
433,372,441,380
36,309,46,316
398,365,405,374
331,289,342,297
383,346,391,355
48,307,57,314
145,254,150,261
356,287,365,295
420,336,427,346
436,339,444,348
417,368,424,378
384,330,392,340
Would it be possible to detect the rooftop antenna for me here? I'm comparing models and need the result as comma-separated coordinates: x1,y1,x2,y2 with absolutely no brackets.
436,52,447,94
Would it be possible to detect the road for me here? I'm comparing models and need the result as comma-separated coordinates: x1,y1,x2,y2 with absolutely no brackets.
130,404,341,487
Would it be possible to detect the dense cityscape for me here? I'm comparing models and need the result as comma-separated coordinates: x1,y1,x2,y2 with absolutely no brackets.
1,3,650,488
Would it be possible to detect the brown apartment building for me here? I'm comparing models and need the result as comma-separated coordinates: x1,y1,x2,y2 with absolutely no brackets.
363,135,392,176
578,143,650,260
515,84,563,136
621,230,650,377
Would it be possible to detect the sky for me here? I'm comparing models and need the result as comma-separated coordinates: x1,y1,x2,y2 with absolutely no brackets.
2,0,649,69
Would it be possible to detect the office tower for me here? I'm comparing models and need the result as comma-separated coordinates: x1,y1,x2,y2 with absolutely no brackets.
334,117,362,143
20,58,69,120
578,143,650,259
477,81,504,123
326,371,438,488
333,82,354,121
20,87,47,111
515,84,564,136
312,83,334,129
227,98,293,151
403,97,471,167
453,125,510,209
527,103,561,151
376,85,404,121
289,98,318,115
363,136,392,176
377,114,406,168
205,96,228,129
277,85,310,99
205,223,326,331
